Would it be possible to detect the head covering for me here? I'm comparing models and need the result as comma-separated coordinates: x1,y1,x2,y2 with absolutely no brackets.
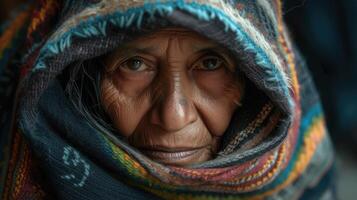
0,0,335,199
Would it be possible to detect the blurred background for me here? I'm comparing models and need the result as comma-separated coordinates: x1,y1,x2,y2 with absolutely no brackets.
1,0,356,199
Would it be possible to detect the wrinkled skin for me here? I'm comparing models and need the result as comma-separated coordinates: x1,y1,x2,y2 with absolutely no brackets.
101,27,244,166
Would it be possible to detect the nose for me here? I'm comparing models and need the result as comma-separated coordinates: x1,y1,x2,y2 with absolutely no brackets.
150,75,197,132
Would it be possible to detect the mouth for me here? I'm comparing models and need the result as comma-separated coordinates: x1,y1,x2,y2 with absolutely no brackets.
139,146,208,165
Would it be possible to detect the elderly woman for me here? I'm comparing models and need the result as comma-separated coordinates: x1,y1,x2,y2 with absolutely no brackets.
0,1,335,199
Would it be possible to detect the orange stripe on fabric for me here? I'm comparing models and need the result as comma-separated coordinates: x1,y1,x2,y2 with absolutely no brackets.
252,116,326,199
27,0,57,35
0,9,30,57
275,0,300,101
2,131,23,200
12,141,30,199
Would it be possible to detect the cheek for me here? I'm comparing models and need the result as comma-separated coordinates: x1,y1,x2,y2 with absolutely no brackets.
195,100,237,137
111,69,155,96
100,75,151,137
193,68,236,96
193,69,244,136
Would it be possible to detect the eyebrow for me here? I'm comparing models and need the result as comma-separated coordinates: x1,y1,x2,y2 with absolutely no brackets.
192,43,216,51
192,43,230,53
115,40,225,55
115,45,159,56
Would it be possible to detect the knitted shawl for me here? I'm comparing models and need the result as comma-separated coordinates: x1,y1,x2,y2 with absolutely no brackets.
0,0,335,199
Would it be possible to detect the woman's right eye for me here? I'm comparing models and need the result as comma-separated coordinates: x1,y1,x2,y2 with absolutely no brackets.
121,57,149,72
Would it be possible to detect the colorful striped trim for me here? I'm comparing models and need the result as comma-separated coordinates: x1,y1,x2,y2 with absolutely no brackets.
255,116,327,199
1,131,45,200
251,104,328,198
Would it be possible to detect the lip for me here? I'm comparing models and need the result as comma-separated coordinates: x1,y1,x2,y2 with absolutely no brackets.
139,146,206,164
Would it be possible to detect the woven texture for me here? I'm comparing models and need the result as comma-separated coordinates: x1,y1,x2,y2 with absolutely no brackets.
0,0,335,199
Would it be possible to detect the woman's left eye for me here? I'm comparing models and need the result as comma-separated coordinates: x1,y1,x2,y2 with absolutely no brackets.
194,56,224,71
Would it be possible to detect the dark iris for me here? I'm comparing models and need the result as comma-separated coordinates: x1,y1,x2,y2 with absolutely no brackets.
202,58,220,70
126,59,143,71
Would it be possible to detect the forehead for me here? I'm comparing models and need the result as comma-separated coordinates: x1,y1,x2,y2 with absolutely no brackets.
145,27,206,37
126,27,218,48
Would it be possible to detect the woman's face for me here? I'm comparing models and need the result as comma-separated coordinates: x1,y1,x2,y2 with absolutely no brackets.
101,27,244,166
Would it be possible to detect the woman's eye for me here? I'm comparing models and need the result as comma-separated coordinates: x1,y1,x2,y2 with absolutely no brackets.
195,56,224,71
121,58,148,71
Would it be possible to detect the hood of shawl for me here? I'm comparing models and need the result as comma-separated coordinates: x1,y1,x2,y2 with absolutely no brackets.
19,0,296,168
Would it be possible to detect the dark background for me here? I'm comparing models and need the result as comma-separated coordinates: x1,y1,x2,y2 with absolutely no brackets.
1,0,356,199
